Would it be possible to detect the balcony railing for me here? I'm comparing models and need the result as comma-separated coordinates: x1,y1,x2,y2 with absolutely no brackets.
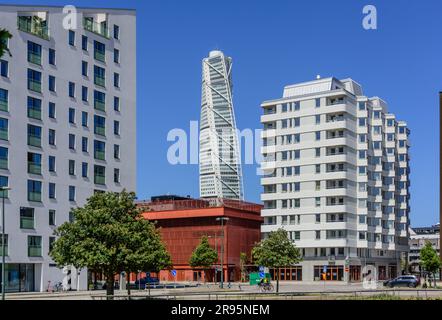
0,98,8,112
20,217,34,229
28,52,41,65
94,100,105,111
28,191,42,202
94,126,105,136
28,108,42,120
28,135,41,147
94,150,105,160
94,175,105,185
28,245,42,257
28,79,42,93
83,18,110,39
18,16,49,40
28,162,42,175
94,50,106,63
0,128,8,141
0,158,7,170
94,75,105,87
0,245,7,256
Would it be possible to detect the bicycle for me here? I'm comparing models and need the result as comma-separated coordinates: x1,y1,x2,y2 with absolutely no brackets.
258,282,274,293
52,281,63,292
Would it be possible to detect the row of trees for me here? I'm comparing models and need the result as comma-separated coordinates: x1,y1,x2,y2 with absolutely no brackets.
49,190,302,297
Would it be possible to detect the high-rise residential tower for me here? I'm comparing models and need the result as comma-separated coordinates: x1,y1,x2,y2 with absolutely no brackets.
0,5,136,292
260,77,410,282
199,50,243,200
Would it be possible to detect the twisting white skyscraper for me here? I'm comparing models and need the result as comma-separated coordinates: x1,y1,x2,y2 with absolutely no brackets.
199,51,243,200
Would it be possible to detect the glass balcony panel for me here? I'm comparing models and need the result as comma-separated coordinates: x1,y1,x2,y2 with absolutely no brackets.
18,16,49,40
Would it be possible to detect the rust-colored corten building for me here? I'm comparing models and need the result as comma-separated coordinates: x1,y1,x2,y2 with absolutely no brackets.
138,196,263,282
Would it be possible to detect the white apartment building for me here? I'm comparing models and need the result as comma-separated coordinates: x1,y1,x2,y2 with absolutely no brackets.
199,50,243,200
260,77,410,282
0,5,136,292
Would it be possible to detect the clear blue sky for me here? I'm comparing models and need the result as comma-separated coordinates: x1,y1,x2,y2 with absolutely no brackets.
2,0,441,227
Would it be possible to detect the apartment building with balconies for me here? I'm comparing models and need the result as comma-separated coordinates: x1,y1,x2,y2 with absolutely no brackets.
260,77,410,282
0,5,136,292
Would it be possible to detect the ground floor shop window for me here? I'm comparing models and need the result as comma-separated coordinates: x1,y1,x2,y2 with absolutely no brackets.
270,267,302,281
314,265,343,281
0,263,35,292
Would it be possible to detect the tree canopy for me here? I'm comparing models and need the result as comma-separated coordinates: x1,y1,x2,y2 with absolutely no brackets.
50,190,171,297
420,241,441,274
0,29,12,58
189,236,218,269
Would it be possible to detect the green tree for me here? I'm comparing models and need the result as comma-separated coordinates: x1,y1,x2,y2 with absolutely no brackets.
240,252,247,282
50,190,172,298
252,229,302,293
0,29,12,58
189,236,218,282
420,241,441,288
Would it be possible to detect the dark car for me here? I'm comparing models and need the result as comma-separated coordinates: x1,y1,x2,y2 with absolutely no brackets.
134,276,160,288
383,275,420,288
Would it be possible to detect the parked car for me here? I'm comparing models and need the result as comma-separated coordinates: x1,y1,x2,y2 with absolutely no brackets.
134,276,160,287
383,275,420,288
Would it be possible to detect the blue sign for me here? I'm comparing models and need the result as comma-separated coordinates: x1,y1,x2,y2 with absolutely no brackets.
323,265,327,273
259,266,265,272
259,272,265,278
171,270,177,277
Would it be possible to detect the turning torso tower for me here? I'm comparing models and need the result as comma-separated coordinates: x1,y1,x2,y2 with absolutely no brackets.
199,51,243,200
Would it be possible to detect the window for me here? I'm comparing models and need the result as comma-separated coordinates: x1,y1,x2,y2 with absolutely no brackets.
68,108,75,124
94,90,106,111
114,144,120,159
94,41,106,62
82,61,88,77
94,65,106,87
28,180,42,202
82,162,88,178
68,82,75,98
293,101,300,111
293,149,300,159
315,164,321,174
316,214,321,223
315,148,320,157
69,30,75,46
114,73,120,88
82,35,88,51
315,131,321,141
0,88,7,112
28,235,42,257
82,137,88,152
315,115,320,124
0,147,8,170
0,60,8,77
359,118,366,127
69,134,76,150
48,75,56,92
28,152,42,175
28,69,42,93
293,117,300,127
358,102,366,111
82,111,88,127
27,124,41,147
49,183,56,199
27,97,42,120
114,25,120,39
315,98,320,108
69,159,75,176
49,236,56,252
315,197,321,207
94,115,106,136
82,86,88,102
48,129,56,146
114,48,120,63
20,208,35,229
94,140,106,160
0,176,8,197
49,102,56,119
27,41,42,65
114,168,120,183
315,231,321,240
48,156,56,172
0,234,8,255
94,165,106,185
49,48,56,65
69,186,76,202
114,97,120,111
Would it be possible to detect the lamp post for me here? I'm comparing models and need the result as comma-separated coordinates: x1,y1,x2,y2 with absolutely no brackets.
1,186,10,300
216,217,229,289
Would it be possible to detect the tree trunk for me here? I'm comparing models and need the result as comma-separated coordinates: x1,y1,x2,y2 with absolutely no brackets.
434,273,437,288
276,268,279,293
127,271,131,297
105,272,115,300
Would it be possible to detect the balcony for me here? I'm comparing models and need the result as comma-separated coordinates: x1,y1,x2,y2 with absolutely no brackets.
18,16,49,40
28,245,42,257
28,191,41,202
94,174,105,185
28,79,42,93
28,108,41,120
0,98,8,112
83,17,109,39
0,128,8,141
28,135,41,147
28,162,41,175
94,150,105,160
20,217,34,229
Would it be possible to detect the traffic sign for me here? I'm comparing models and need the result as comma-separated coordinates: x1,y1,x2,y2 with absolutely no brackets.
259,272,265,278
259,266,265,272
171,270,177,277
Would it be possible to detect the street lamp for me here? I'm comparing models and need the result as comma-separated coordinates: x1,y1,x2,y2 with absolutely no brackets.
216,217,229,289
1,186,10,301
